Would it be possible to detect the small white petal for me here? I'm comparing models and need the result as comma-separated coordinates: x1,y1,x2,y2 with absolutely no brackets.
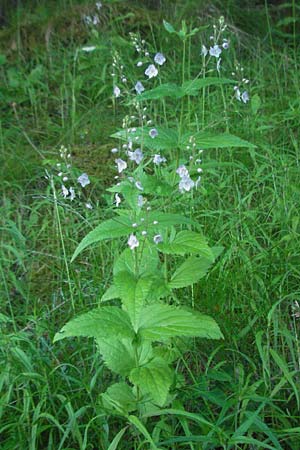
113,86,121,97
153,234,163,244
115,159,127,173
128,234,139,250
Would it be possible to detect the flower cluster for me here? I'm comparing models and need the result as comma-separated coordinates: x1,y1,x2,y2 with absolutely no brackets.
83,2,102,27
201,16,229,73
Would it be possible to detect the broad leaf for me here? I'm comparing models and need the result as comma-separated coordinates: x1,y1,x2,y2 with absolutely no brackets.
96,337,152,376
163,20,176,34
138,304,223,340
53,306,134,342
113,244,159,277
145,211,199,229
130,357,174,406
100,284,120,302
181,132,255,149
182,77,235,96
100,382,136,416
71,217,133,261
158,231,214,259
168,255,213,289
114,272,154,329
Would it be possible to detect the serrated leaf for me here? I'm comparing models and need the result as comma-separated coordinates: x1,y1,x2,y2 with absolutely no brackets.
71,217,133,261
100,382,136,416
53,306,134,342
130,357,174,406
114,272,154,329
139,172,173,197
101,284,120,302
96,337,152,376
138,304,223,340
181,132,255,149
168,255,213,289
158,231,214,259
114,244,159,277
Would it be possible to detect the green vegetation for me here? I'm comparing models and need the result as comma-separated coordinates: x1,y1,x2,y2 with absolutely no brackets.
1,1,300,449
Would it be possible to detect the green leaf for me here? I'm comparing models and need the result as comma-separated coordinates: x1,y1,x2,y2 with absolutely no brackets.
168,256,213,289
138,304,223,340
100,382,136,416
146,211,198,229
136,83,183,101
112,126,179,151
251,94,261,114
101,284,120,302
97,337,152,376
71,217,133,261
107,426,128,450
114,244,159,277
127,415,161,450
182,77,235,96
163,20,176,34
130,357,174,406
114,272,154,329
181,132,255,149
140,172,174,197
53,306,134,342
158,231,214,259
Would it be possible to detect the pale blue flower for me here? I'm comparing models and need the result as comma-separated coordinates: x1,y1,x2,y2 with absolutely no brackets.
135,81,145,95
179,175,195,193
145,64,158,79
77,173,90,187
149,128,158,139
201,45,208,57
153,154,166,165
128,148,144,164
128,234,139,250
69,187,75,201
153,234,163,244
209,45,222,58
176,165,189,178
135,181,144,191
115,193,121,207
154,52,166,66
137,195,144,207
113,86,121,97
115,158,127,173
62,185,68,198
241,91,249,103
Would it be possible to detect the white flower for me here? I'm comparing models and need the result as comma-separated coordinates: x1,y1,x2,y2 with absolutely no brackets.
222,40,229,49
135,81,145,95
241,91,250,103
63,176,68,182
61,185,69,198
111,147,118,153
115,193,121,207
137,195,144,207
149,128,158,139
115,158,127,173
82,46,96,52
78,173,90,187
179,175,195,193
195,176,201,189
153,154,166,165
141,230,147,236
145,64,158,79
137,61,143,67
92,15,100,25
113,86,121,97
201,45,208,57
176,165,189,178
69,187,75,201
85,202,93,209
154,52,166,66
209,45,222,58
95,1,102,10
234,87,241,101
135,181,144,191
153,234,163,244
128,148,143,164
128,234,139,250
